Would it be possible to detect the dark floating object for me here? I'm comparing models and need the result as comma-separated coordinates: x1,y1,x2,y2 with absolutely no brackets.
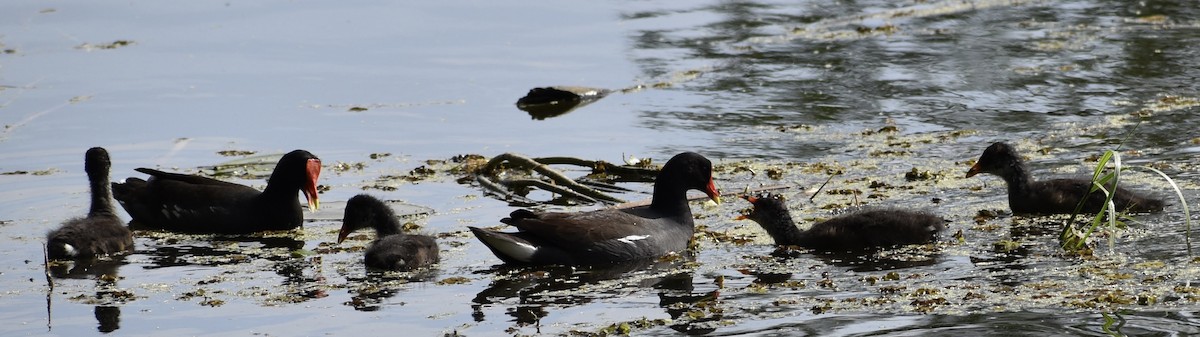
338,194,439,271
47,147,134,260
112,149,322,234
516,86,612,120
470,152,721,265
737,194,944,252
966,142,1164,215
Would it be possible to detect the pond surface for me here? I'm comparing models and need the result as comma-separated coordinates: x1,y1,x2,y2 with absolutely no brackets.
3,0,1200,335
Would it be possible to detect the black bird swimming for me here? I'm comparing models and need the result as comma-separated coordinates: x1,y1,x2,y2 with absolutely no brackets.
112,149,321,234
738,193,943,251
47,147,134,260
966,142,1163,215
338,194,439,271
470,152,721,265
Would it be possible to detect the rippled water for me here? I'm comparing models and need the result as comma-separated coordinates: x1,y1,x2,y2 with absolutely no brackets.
3,0,1200,336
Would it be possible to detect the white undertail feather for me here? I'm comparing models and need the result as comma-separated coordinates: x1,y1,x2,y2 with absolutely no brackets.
59,243,78,257
478,234,537,263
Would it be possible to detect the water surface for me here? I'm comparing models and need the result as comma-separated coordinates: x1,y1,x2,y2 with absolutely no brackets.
3,0,1200,335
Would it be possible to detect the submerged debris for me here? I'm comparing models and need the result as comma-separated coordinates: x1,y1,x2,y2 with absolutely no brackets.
198,152,288,179
904,167,939,182
3,168,59,176
471,152,659,205
76,40,135,50
217,150,256,157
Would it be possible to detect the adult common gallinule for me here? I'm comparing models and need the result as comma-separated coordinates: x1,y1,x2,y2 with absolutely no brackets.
737,194,944,251
47,147,134,260
966,142,1164,215
338,194,439,271
112,149,321,234
469,152,721,265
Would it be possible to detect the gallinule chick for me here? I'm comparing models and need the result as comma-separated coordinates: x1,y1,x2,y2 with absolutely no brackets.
737,194,944,251
47,147,134,260
112,149,321,234
966,142,1164,215
469,152,721,265
338,194,439,271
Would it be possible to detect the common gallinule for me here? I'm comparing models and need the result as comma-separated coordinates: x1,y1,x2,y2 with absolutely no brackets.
737,194,944,251
469,152,721,265
338,194,439,271
112,149,321,234
966,142,1164,215
47,147,134,260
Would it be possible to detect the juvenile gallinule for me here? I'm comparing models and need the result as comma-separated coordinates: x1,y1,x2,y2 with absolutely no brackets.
338,194,439,271
966,142,1164,215
737,194,944,251
112,149,321,234
469,152,721,265
47,147,134,260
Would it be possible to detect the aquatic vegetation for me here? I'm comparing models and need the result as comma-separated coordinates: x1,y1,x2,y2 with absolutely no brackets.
1060,148,1192,255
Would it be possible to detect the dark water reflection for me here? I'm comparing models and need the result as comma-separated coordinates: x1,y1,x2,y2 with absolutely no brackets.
620,0,1200,160
48,255,127,280
137,234,305,269
94,306,120,333
632,310,1200,336
767,246,941,273
48,256,131,334
469,259,729,332
343,269,440,312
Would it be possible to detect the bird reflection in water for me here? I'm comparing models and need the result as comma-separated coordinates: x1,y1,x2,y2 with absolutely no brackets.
139,234,305,269
343,269,440,311
138,233,336,305
47,254,131,334
94,306,120,333
469,257,725,333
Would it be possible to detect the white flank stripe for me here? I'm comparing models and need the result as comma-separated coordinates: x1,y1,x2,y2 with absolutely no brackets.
617,235,650,245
